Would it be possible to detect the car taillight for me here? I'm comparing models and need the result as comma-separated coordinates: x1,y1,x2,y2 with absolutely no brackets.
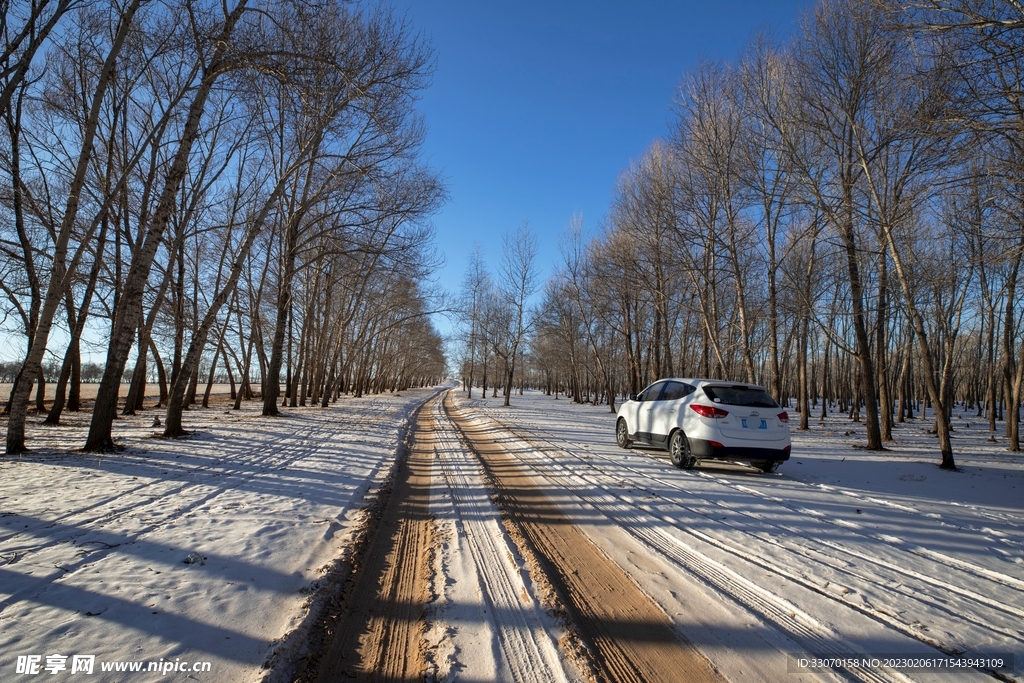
777,411,789,423
691,404,729,418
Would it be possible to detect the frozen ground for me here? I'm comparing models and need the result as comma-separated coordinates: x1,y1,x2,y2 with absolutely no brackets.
1,385,1021,682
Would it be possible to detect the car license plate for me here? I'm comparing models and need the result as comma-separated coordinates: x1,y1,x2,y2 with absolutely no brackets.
741,418,767,429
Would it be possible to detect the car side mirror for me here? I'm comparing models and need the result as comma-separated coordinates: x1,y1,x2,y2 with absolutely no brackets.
628,393,638,402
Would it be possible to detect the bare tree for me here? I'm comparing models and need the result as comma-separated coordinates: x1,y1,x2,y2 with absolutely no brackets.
0,0,82,117
609,144,682,381
560,214,618,411
739,34,802,402
458,243,489,398
260,7,437,417
84,0,250,451
5,0,145,453
789,0,889,450
494,223,539,406
849,8,963,467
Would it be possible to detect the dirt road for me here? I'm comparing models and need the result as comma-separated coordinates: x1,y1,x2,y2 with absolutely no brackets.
302,391,721,683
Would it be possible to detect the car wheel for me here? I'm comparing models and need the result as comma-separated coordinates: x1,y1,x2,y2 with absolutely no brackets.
754,460,780,473
616,418,632,449
669,430,696,469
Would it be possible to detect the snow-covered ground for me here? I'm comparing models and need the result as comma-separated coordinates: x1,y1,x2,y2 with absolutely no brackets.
455,390,1024,682
2,385,1021,682
0,388,440,682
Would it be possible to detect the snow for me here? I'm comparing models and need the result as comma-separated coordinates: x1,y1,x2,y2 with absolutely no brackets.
0,390,436,681
455,390,1024,682
2,385,1021,682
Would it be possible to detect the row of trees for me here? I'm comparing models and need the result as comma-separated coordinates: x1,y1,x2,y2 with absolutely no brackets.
1,0,447,454
0,361,107,386
458,225,541,407
456,0,1024,471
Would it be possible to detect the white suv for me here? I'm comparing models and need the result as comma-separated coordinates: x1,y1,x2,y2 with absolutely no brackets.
615,378,791,472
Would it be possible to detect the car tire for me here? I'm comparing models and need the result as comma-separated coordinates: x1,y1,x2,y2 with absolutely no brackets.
616,418,632,449
669,430,696,469
754,460,781,473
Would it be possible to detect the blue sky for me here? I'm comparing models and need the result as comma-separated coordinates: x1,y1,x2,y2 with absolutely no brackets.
398,0,812,333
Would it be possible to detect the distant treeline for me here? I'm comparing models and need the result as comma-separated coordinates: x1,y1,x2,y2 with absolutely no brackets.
0,362,106,385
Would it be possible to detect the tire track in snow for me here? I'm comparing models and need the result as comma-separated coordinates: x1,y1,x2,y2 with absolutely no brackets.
609,475,1024,646
568,437,1023,664
712,478,1024,592
312,400,436,682
474,428,905,682
587,464,1024,647
681,488,1024,636
504,411,1024,617
812,481,1024,534
446,397,729,683
469,408,1008,682
516,408,1024,556
428,397,570,683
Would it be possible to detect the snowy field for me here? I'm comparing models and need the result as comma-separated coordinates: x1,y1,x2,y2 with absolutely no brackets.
0,388,441,682
1,385,1021,682
455,390,1024,682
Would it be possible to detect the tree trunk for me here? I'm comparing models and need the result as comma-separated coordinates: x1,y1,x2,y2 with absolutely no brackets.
202,337,223,408
876,257,893,441
123,325,149,415
151,339,168,407
264,224,298,416
223,345,236,400
44,337,75,425
798,314,810,430
839,214,882,449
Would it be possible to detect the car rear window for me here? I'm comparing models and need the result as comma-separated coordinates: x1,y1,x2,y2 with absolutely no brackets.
702,385,778,407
